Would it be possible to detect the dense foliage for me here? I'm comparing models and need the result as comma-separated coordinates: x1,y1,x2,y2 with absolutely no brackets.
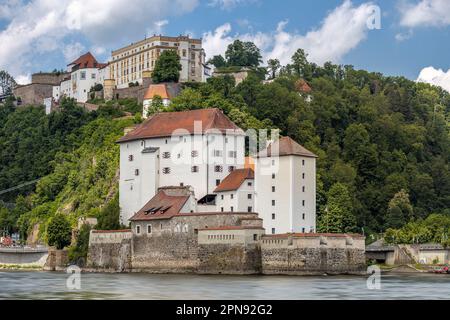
0,40,449,246
152,50,182,83
47,214,71,249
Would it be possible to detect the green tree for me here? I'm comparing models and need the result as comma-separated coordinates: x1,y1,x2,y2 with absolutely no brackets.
225,40,262,67
318,183,357,233
385,189,413,229
291,49,311,79
152,50,182,83
267,59,281,79
47,214,72,249
0,70,16,96
68,223,92,265
208,55,227,68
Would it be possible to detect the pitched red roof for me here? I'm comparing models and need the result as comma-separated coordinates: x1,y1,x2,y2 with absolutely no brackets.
117,108,243,143
214,168,254,193
144,83,181,100
130,187,191,221
295,79,312,93
198,226,264,231
68,52,107,70
258,136,317,158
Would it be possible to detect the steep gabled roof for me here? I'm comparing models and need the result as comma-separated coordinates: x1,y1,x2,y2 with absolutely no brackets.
258,136,318,158
295,79,312,93
68,52,107,70
214,168,254,193
117,108,243,143
143,83,181,100
129,187,191,221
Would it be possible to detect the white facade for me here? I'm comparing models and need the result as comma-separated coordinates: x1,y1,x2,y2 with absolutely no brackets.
110,35,205,89
119,133,246,225
255,155,316,235
52,68,101,103
215,178,255,213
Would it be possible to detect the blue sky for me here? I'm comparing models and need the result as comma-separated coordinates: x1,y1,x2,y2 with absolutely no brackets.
1,0,449,90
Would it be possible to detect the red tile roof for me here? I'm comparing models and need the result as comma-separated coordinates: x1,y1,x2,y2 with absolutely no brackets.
117,108,243,143
198,226,264,231
263,233,364,239
214,168,254,192
258,136,317,158
295,79,312,93
130,187,191,221
68,52,107,70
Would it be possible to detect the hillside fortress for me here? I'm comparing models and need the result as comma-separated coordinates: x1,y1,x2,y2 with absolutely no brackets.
87,108,366,274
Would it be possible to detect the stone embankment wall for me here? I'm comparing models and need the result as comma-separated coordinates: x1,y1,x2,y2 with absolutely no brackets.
87,214,366,275
261,234,366,275
87,230,132,272
0,247,49,267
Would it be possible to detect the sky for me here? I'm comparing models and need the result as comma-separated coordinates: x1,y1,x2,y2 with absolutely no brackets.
1,0,450,92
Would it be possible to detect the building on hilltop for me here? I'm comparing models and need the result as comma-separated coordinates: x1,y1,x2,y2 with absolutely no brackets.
110,35,206,89
116,108,246,225
13,72,69,107
117,108,317,235
52,52,108,103
255,136,317,235
142,83,181,118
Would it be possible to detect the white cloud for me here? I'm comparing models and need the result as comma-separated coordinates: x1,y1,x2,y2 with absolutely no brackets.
0,0,23,20
395,30,413,41
417,66,450,92
208,0,257,10
203,0,377,66
15,74,31,85
0,0,199,79
63,42,85,63
400,0,450,28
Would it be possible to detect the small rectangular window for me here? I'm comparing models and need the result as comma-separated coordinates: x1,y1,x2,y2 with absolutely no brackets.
191,150,199,158
128,155,134,161
247,194,252,199
221,207,224,212
272,200,276,206
302,228,306,233
214,165,223,173
230,194,234,199
272,186,275,192
302,186,305,192
163,167,171,174
302,173,305,179
221,195,224,200
302,200,305,206
272,213,275,220
248,207,253,213
253,234,258,241
272,173,275,179
228,166,235,172
228,151,237,158
136,225,141,234
147,225,152,234
216,179,221,186
230,206,234,212
191,166,199,173
248,182,252,187
272,228,275,235
302,159,305,166
135,169,140,176
162,152,171,159
214,150,222,157
302,213,306,220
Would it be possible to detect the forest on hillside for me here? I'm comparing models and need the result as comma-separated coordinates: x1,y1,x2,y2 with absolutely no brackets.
0,40,449,249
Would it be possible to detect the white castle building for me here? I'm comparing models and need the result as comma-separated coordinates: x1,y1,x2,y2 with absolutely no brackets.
52,52,108,103
117,108,317,234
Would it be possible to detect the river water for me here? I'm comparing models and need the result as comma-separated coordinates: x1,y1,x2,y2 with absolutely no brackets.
1,271,449,300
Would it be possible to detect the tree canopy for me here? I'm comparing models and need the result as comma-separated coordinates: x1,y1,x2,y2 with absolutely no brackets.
152,50,182,83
